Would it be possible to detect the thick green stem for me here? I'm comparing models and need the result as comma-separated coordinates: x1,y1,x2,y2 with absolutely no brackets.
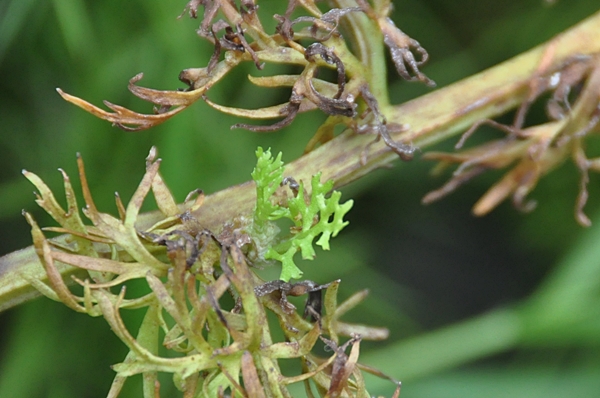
1,11,600,312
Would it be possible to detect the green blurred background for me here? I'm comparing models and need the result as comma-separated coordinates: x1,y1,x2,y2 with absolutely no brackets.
1,1,600,397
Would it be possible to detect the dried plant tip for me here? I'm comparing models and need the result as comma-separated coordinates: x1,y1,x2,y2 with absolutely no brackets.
274,0,298,42
422,166,487,204
241,351,266,398
316,7,363,40
307,79,356,117
321,335,362,397
279,6,362,42
207,27,223,72
232,23,264,70
359,85,415,160
181,0,206,19
274,14,294,42
232,92,302,132
297,46,356,118
380,18,435,87
208,21,264,70
305,43,346,99
574,144,593,227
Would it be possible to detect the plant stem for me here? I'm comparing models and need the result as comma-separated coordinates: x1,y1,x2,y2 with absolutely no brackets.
362,307,521,384
1,10,600,312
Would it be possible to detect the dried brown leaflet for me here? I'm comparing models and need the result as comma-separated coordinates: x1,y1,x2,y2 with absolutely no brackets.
356,85,414,161
381,17,435,87
254,279,334,321
275,3,363,43
356,0,435,87
57,73,206,131
317,335,362,398
423,52,600,225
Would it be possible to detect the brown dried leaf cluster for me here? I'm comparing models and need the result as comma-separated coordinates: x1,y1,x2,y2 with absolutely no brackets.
423,51,600,226
22,147,398,397
57,0,433,159
357,0,435,87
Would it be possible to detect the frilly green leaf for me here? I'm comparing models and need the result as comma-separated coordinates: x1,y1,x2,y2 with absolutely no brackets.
250,148,353,281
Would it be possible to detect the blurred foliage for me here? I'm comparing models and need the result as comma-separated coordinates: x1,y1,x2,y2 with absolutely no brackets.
1,0,600,397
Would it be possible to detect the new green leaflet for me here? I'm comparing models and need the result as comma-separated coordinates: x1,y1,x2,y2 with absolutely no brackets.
251,148,353,281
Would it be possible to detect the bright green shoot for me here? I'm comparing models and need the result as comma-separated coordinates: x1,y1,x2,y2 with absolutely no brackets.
250,147,353,281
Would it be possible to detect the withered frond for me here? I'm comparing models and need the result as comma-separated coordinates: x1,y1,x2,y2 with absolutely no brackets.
58,0,435,163
276,4,363,43
381,17,435,87
423,54,600,226
356,0,435,87
356,85,415,161
57,73,208,131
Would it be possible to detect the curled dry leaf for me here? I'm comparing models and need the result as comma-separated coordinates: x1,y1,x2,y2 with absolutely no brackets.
357,85,415,161
356,0,435,87
305,43,347,99
276,3,362,43
381,18,436,87
56,73,206,131
320,335,362,398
